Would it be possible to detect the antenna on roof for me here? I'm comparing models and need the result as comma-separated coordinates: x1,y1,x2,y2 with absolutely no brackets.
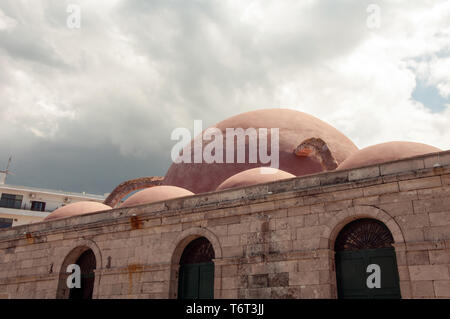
0,156,14,185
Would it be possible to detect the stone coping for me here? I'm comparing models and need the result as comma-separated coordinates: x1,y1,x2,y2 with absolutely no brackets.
0,150,448,241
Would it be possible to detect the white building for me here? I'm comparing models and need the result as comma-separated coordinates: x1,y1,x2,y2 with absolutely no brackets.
0,171,106,227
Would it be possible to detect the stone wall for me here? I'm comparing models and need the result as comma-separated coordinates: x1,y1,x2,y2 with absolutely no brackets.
0,151,449,299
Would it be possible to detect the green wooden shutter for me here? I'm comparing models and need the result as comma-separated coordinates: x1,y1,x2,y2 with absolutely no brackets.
198,263,214,299
179,264,199,299
179,262,214,299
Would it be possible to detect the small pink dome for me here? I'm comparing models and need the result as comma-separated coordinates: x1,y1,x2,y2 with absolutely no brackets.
216,167,295,191
119,185,194,208
44,201,111,221
337,141,441,170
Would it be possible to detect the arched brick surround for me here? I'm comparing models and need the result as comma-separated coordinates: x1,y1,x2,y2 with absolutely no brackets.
323,205,406,250
168,227,222,299
104,176,164,208
324,205,407,299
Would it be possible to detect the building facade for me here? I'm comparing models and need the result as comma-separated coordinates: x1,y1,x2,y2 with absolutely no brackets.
0,151,449,299
0,183,106,227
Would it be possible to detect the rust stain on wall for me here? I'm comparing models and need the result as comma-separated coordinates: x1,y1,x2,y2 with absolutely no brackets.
130,216,143,229
25,233,34,244
433,166,444,174
127,264,143,294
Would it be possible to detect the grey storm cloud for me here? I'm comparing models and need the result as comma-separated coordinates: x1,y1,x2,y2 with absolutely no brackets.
0,0,449,194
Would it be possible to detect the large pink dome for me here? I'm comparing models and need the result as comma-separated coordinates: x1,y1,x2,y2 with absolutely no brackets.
44,201,111,221
163,108,358,193
337,141,441,170
216,167,295,191
120,185,194,208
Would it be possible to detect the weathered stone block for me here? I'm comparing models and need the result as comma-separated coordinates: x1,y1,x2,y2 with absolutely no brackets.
228,223,250,236
434,280,450,297
398,266,410,281
221,265,238,277
423,153,450,168
283,216,305,229
325,200,353,212
320,171,349,186
310,204,325,213
220,289,238,299
364,182,399,196
268,272,289,287
222,245,243,258
142,282,166,293
396,214,429,229
424,226,450,241
417,186,450,200
294,176,321,190
429,212,450,227
222,277,239,290
411,280,435,297
269,240,292,254
348,166,380,181
379,190,418,204
221,235,241,247
286,205,310,216
399,176,442,191
300,284,332,298
207,215,241,227
379,201,414,216
267,209,288,219
443,174,450,185
429,250,450,265
413,197,450,214
209,225,227,236
380,159,424,176
250,202,275,214
289,271,320,285
270,229,293,242
180,213,205,224
409,265,450,281
406,251,430,265
303,193,334,206
319,270,331,284
249,274,268,288
292,238,321,251
268,179,295,193
296,226,326,240
353,195,380,206
403,228,425,242
270,286,301,298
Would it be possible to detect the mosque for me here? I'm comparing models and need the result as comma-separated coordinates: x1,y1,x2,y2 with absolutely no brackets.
0,108,449,299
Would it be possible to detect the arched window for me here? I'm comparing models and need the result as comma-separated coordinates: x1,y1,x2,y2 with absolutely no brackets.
334,218,401,299
178,237,215,299
335,218,394,251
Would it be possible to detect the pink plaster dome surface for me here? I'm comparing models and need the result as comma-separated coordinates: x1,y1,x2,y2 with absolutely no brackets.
337,141,441,170
119,185,194,208
163,108,358,193
216,167,295,191
44,201,111,221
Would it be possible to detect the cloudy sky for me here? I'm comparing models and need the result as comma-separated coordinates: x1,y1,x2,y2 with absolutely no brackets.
0,0,449,195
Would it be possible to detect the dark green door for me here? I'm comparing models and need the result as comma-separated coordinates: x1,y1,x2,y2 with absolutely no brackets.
178,262,214,299
334,218,401,299
336,247,401,299
68,249,96,299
